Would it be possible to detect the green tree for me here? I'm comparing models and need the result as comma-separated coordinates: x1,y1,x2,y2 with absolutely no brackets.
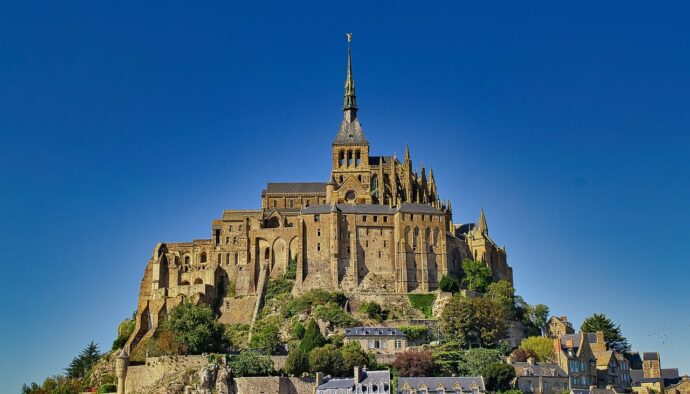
483,362,516,392
285,348,309,376
299,319,326,353
461,348,502,376
440,295,508,348
291,322,306,340
580,313,631,353
229,350,274,377
166,302,224,354
341,341,371,373
431,340,465,375
461,259,492,293
511,347,538,363
439,275,460,293
309,344,344,376
530,304,550,336
486,280,516,319
519,336,553,362
66,341,101,379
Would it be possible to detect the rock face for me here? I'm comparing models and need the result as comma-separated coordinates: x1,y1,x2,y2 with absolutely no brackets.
198,364,217,390
215,366,230,394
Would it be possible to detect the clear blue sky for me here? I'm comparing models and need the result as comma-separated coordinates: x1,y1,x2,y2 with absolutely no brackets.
1,1,689,391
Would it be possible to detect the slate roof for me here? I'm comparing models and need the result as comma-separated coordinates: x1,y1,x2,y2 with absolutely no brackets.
345,327,406,337
643,352,659,361
369,155,400,166
301,203,442,215
316,370,390,391
333,117,368,145
559,333,597,349
512,362,567,377
264,182,327,194
630,369,644,384
626,352,643,370
398,376,485,392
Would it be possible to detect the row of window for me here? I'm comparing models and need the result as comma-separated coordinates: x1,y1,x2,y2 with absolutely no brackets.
337,149,364,168
367,339,403,350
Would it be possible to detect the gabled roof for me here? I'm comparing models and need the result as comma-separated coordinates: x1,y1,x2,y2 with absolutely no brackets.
316,370,390,390
512,362,567,377
264,182,327,194
399,376,485,392
345,327,406,337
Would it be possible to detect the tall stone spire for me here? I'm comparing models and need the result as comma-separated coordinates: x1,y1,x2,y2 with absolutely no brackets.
478,208,488,234
333,33,367,145
343,32,357,117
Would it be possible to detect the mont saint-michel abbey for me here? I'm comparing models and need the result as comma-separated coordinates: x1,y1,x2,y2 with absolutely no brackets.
126,39,512,352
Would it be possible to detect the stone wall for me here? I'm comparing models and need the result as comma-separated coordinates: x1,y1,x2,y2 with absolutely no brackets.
232,376,317,394
125,355,207,394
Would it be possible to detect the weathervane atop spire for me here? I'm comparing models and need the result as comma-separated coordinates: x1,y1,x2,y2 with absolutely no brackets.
343,32,357,115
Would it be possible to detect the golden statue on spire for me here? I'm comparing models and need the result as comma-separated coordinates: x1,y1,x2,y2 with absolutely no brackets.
346,32,352,42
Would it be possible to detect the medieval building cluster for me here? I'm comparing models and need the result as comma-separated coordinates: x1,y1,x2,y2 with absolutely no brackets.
125,36,511,354
113,38,687,394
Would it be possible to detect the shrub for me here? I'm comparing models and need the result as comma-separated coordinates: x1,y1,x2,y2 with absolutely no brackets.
392,349,434,377
408,294,436,318
359,301,387,322
229,350,274,377
97,383,117,393
461,348,503,376
224,324,250,350
398,325,429,342
313,303,358,327
282,289,346,318
249,321,281,355
112,319,135,350
291,322,306,340
439,275,460,293
265,275,294,300
286,255,297,280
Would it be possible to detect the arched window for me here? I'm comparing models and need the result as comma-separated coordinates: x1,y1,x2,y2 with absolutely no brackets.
264,248,270,262
289,200,294,208
234,253,239,264
355,150,361,166
200,252,207,263
339,151,345,167
194,278,203,285
370,175,379,199
347,150,353,167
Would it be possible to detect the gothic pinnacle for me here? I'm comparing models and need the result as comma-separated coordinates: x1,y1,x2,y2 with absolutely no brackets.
343,33,357,114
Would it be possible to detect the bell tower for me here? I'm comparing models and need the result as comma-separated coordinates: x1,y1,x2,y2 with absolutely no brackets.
331,33,371,204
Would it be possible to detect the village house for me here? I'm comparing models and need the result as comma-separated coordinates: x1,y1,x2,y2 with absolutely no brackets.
511,357,569,394
315,366,391,394
397,376,486,394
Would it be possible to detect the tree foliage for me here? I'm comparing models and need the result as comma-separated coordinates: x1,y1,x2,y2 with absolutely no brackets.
341,341,371,374
166,302,224,354
249,321,281,355
359,301,387,322
285,348,309,376
440,295,508,348
580,313,631,353
229,350,274,377
112,319,135,350
299,319,326,353
66,341,101,379
408,294,436,318
461,259,492,293
439,275,460,293
511,347,538,363
309,344,344,376
392,349,435,377
519,336,554,362
486,280,516,320
461,348,503,376
483,362,516,392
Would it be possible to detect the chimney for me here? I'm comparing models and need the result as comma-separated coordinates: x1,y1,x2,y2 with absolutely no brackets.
354,366,362,384
315,372,324,386
596,331,605,346
527,357,536,366
553,338,561,355
560,316,568,322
